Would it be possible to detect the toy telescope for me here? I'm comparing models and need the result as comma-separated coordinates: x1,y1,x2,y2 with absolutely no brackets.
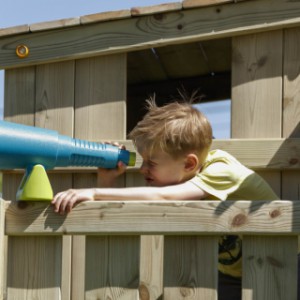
0,120,136,201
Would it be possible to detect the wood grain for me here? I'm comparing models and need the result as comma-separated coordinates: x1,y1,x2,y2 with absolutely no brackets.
1,0,300,69
4,200,300,235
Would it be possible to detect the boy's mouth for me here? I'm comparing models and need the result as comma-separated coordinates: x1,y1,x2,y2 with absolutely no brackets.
145,177,154,184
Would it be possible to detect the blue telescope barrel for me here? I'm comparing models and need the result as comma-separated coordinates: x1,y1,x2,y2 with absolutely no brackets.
0,120,136,170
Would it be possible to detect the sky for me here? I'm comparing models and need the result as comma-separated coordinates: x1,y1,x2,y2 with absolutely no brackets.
0,0,231,138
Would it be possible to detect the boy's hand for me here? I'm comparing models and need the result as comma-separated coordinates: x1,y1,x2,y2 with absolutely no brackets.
97,141,127,187
97,161,127,187
52,188,95,215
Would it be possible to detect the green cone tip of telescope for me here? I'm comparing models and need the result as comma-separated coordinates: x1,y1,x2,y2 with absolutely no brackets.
128,151,136,167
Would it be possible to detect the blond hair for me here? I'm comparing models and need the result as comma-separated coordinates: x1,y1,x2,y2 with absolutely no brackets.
128,98,212,162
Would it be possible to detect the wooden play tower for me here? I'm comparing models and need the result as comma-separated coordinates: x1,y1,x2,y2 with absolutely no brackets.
0,0,300,299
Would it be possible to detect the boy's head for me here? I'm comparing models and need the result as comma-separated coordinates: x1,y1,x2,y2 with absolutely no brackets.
128,98,213,186
129,98,212,161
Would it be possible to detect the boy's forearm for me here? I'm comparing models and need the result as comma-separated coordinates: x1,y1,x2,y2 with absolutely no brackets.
93,181,207,201
93,186,162,201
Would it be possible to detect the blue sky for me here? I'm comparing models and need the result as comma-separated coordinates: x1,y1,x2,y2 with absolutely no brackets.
0,0,231,138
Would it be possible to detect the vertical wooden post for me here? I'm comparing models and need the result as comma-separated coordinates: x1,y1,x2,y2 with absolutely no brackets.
232,30,282,196
35,61,75,300
73,53,140,299
232,30,298,299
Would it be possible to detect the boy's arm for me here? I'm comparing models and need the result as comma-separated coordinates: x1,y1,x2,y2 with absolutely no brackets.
52,181,208,215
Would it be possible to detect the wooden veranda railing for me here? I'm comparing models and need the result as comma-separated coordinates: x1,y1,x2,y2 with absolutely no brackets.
0,199,298,300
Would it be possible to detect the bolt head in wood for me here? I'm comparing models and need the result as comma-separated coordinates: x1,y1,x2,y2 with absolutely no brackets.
16,45,29,58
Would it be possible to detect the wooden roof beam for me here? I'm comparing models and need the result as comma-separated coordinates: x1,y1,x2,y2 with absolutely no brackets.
0,0,300,69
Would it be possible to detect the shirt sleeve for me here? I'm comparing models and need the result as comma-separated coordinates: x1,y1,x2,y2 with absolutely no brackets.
190,162,243,200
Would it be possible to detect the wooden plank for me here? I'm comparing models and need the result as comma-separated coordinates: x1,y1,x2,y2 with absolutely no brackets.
163,236,218,299
85,236,139,299
35,61,75,300
5,200,300,235
232,30,283,199
71,235,86,300
3,66,35,201
35,61,75,134
185,0,249,8
6,236,62,299
71,175,96,300
183,0,249,9
30,18,80,32
139,235,164,299
2,0,300,69
282,27,300,202
232,31,282,138
3,67,35,124
131,2,182,16
0,25,29,37
283,27,300,138
74,54,126,140
282,171,300,200
80,10,131,25
73,53,128,299
242,236,298,300
0,201,6,299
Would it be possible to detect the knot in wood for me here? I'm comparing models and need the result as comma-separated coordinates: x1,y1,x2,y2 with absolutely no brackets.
270,209,281,218
177,24,183,30
257,257,263,267
153,13,165,21
289,158,299,165
232,213,247,227
180,287,192,297
139,283,150,300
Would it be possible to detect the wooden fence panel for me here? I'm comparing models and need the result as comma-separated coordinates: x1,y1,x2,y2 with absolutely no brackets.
243,236,298,300
85,236,140,299
3,200,300,299
6,236,62,299
164,236,218,300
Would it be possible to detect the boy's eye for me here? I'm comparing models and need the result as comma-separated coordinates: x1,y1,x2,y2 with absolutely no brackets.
147,160,158,167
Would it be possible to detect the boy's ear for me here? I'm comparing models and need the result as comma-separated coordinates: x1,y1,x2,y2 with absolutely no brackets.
184,154,199,172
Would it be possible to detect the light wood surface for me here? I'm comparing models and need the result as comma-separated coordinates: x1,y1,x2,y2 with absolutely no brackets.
5,200,300,235
1,0,300,69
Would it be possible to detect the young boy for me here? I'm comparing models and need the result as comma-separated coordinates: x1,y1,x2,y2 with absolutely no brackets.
52,98,279,300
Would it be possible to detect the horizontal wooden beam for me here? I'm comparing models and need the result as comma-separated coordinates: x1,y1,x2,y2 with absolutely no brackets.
1,138,300,174
211,138,300,170
1,0,300,69
4,200,300,235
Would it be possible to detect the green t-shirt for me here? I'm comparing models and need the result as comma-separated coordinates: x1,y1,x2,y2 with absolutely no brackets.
190,149,279,277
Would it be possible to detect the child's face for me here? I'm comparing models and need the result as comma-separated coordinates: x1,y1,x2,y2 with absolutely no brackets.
138,148,189,187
